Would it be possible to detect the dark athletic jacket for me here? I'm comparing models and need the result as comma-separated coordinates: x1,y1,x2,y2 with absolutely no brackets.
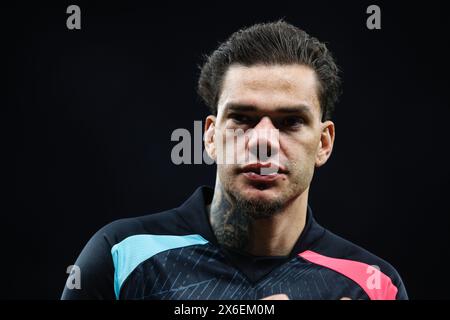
61,186,408,300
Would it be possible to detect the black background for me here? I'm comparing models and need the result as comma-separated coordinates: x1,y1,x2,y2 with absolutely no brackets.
2,1,449,299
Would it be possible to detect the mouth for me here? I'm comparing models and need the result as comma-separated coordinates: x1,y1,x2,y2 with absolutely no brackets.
239,163,288,183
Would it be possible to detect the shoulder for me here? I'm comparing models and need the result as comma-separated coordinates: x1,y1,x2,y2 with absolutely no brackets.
95,207,192,248
301,228,408,300
61,208,191,300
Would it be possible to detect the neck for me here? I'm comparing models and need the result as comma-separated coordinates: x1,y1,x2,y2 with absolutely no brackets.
208,183,308,256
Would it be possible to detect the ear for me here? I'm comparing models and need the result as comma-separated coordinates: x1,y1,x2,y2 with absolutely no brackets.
315,120,335,168
204,115,217,161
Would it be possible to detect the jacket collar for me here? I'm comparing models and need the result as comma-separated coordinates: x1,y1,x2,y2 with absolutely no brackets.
176,185,326,257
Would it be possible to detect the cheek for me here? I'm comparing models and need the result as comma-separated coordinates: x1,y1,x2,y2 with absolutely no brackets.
284,141,311,162
215,130,242,149
283,140,320,177
217,164,237,182
286,156,316,190
286,134,320,159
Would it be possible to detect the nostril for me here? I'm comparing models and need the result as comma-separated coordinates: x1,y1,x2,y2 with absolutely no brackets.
256,143,272,160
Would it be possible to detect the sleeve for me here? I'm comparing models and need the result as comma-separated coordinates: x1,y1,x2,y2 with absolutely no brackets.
61,225,116,300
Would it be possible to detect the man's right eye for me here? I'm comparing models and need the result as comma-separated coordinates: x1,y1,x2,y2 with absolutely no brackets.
229,113,252,124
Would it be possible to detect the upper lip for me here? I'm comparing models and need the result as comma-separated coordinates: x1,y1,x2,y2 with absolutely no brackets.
240,163,288,174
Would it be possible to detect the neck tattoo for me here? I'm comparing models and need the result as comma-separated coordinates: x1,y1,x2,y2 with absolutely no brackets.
208,184,251,252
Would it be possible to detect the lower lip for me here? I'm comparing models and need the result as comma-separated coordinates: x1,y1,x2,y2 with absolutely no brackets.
242,172,285,182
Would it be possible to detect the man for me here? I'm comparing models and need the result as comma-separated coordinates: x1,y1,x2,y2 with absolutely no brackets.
62,21,408,300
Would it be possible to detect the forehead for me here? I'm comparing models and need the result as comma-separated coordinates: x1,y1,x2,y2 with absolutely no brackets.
218,64,321,116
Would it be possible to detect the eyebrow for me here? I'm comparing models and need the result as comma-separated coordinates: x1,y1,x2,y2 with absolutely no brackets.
225,103,314,117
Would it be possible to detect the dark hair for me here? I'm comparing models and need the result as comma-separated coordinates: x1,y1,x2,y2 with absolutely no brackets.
197,20,341,121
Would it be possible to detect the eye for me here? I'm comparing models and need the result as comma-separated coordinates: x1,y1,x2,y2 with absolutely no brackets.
229,113,252,124
281,116,305,129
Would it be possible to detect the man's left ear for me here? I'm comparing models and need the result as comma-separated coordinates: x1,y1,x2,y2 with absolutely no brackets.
315,121,335,167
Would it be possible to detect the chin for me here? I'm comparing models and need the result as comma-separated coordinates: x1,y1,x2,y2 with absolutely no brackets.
239,182,283,202
230,183,288,218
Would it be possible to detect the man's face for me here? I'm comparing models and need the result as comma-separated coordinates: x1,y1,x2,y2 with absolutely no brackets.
205,64,334,217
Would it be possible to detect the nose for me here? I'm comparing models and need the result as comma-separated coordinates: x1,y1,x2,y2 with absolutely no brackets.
247,117,280,162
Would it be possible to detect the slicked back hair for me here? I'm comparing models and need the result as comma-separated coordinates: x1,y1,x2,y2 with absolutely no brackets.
197,20,341,121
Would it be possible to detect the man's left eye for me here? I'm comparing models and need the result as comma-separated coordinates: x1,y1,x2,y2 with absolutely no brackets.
282,116,304,128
